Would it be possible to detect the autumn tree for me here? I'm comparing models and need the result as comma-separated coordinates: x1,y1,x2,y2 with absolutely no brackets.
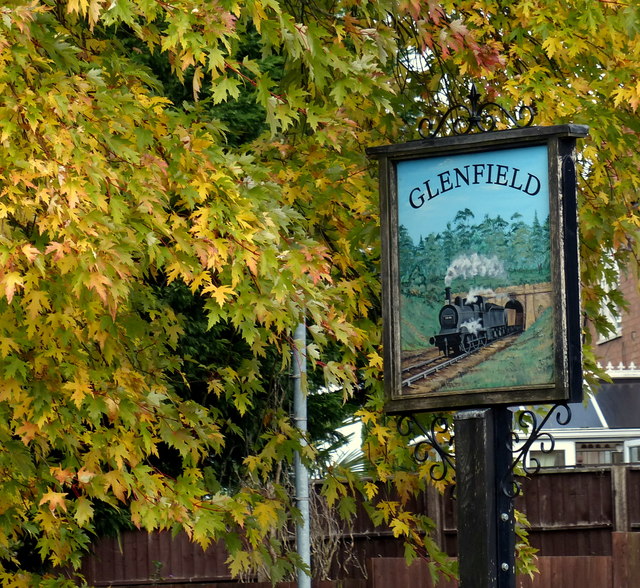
0,0,639,585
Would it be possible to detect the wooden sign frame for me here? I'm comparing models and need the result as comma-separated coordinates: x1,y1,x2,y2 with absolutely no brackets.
367,125,588,414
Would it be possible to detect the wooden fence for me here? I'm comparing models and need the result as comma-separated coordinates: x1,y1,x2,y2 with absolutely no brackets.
75,466,640,587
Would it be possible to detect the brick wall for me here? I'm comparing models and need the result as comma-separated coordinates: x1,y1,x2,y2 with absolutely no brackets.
592,264,640,368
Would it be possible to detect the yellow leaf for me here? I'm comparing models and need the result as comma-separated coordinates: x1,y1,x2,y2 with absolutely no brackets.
192,66,203,101
25,290,51,322
371,423,391,444
364,481,378,500
541,36,563,59
66,0,85,15
390,516,411,538
243,455,261,472
0,336,20,358
367,351,383,370
63,372,93,408
88,0,103,28
228,500,248,527
202,284,235,306
226,550,252,578
103,470,129,502
253,500,279,530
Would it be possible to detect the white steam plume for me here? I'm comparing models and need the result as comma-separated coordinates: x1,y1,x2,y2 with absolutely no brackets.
465,287,508,304
444,253,506,287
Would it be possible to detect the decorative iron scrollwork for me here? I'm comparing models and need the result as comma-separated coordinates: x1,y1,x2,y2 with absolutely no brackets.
397,414,455,481
418,84,535,139
501,404,572,497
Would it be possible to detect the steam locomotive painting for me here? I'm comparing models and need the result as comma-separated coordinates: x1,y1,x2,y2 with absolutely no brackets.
429,287,524,356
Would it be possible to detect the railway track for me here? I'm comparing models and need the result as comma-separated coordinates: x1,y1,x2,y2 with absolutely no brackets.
402,357,440,374
402,351,470,387
402,330,521,388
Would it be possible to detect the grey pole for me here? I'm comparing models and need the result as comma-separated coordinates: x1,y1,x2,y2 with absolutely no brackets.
292,322,311,588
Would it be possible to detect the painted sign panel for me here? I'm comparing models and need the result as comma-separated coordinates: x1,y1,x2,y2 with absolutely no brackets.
367,124,588,413
397,146,552,398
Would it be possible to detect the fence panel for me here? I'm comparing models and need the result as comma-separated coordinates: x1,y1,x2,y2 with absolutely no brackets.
78,468,640,587
368,558,456,588
514,469,613,556
80,532,232,586
613,532,640,588
517,556,611,588
627,468,640,530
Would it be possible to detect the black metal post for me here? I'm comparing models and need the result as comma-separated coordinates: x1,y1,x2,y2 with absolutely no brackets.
495,407,516,588
455,408,515,588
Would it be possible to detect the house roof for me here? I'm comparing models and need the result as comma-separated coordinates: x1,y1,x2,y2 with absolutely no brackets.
557,396,603,428
540,367,640,430
593,378,640,429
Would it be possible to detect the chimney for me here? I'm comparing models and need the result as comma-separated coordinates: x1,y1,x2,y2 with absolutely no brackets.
445,287,451,304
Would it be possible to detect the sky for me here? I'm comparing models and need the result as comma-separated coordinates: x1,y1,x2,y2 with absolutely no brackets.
396,144,550,243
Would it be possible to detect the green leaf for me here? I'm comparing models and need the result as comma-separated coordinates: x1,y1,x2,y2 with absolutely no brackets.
211,76,242,104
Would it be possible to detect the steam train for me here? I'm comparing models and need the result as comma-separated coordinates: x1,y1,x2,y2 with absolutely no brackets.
429,287,523,356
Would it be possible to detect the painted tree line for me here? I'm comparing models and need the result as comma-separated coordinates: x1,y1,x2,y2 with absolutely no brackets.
399,209,550,304
0,0,640,585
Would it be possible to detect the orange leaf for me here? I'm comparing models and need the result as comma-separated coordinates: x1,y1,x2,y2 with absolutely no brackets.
21,244,40,263
3,272,23,303
15,422,39,445
39,489,68,513
86,272,112,303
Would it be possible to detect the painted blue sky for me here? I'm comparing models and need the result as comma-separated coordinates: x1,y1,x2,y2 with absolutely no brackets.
396,144,550,243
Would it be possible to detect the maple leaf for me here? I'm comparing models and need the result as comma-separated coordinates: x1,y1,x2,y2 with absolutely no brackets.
86,272,113,304
77,467,97,485
74,496,94,527
15,422,39,445
0,336,20,358
367,351,383,370
390,516,412,538
252,500,280,530
63,377,93,408
51,466,75,486
202,284,236,306
364,481,379,500
44,241,66,260
3,272,23,303
25,290,51,321
226,550,252,578
103,470,129,502
39,489,68,513
21,244,40,263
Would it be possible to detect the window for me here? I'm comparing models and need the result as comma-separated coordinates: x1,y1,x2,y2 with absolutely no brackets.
597,256,622,343
576,442,623,465
529,450,565,468
625,440,640,463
